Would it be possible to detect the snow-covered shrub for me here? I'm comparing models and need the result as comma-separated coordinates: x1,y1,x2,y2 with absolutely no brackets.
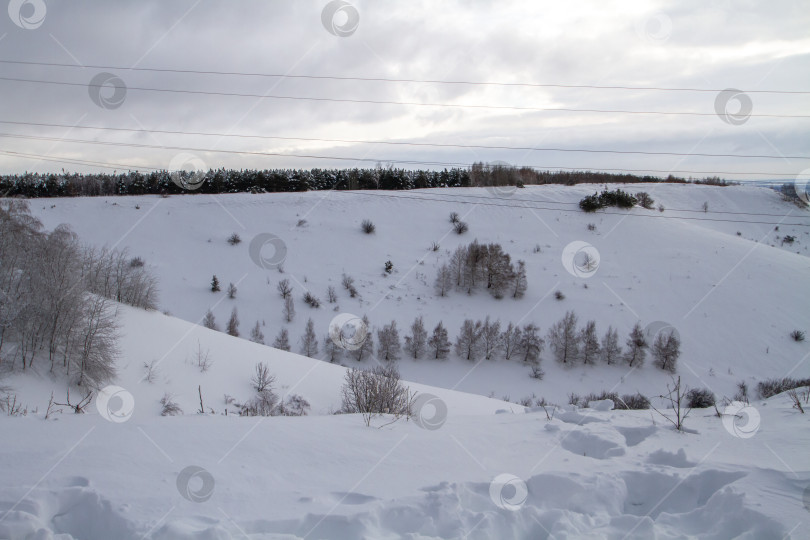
227,233,241,245
160,393,183,416
340,365,411,426
361,219,375,234
686,388,716,409
757,377,810,399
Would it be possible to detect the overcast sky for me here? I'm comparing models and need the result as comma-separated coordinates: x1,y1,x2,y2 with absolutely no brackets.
0,0,808,181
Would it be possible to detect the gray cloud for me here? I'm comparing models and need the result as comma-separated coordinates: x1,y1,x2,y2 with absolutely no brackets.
0,0,807,180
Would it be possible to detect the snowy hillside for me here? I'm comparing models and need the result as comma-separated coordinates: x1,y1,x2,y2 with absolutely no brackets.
28,183,810,405
2,183,809,539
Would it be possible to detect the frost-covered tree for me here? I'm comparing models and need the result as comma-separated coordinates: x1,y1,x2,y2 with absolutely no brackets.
518,323,544,364
579,320,600,366
354,315,374,362
428,321,451,359
652,331,680,373
283,295,295,323
624,322,647,367
455,319,483,361
435,264,453,297
481,317,502,360
501,322,522,360
202,310,218,331
600,326,622,365
376,321,401,362
249,321,265,344
548,311,579,365
512,260,527,299
226,307,240,337
299,318,319,358
272,328,290,351
323,334,343,363
227,282,237,299
404,316,427,359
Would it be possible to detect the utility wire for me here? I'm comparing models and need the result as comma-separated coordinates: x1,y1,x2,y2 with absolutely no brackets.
2,76,809,119
1,59,808,95
0,132,806,178
1,119,807,161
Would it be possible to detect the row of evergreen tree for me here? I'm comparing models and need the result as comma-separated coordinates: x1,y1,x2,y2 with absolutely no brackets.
205,308,681,375
0,163,705,199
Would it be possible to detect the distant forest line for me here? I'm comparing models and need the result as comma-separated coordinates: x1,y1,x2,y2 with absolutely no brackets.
0,162,733,198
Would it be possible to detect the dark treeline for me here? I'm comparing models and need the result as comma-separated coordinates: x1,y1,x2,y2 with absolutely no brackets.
0,162,727,199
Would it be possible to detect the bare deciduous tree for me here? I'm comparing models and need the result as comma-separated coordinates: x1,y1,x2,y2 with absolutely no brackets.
579,320,600,366
277,278,292,299
341,364,412,426
377,321,401,362
272,328,290,351
226,307,240,337
624,322,647,367
249,321,265,344
455,319,483,361
283,295,295,323
600,326,621,365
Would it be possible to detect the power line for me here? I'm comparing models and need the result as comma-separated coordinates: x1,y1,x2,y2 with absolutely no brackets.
1,150,806,225
2,119,808,161
0,132,807,178
2,76,809,119
1,59,808,95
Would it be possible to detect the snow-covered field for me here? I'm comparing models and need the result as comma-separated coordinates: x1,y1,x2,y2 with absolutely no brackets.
2,183,809,539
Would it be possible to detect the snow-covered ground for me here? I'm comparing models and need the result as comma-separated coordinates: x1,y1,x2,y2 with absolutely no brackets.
1,183,809,539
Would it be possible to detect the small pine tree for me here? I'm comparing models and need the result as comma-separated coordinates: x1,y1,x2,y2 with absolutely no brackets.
227,282,237,299
548,311,579,365
283,295,295,323
652,331,680,373
579,320,600,365
299,318,319,358
211,275,220,292
600,326,622,365
512,260,527,299
624,322,647,367
501,322,522,360
226,307,240,337
428,321,451,359
403,316,427,359
435,264,453,297
354,315,374,361
377,321,401,362
455,319,483,361
323,334,343,363
518,323,544,364
481,317,502,360
272,328,291,351
249,321,265,344
202,309,218,331
277,278,292,299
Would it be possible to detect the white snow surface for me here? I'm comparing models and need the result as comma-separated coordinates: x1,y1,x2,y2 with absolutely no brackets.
1,184,809,539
